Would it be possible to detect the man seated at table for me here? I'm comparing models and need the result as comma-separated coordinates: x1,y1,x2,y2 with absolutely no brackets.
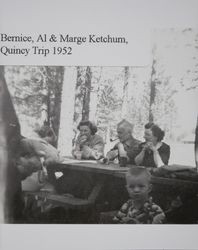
113,166,165,224
72,120,104,160
105,119,140,166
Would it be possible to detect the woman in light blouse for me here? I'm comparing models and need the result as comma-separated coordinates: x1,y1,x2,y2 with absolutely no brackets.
72,120,104,160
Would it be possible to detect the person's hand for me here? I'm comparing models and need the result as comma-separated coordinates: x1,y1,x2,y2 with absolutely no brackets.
17,155,42,179
81,145,91,158
152,213,165,224
117,142,127,157
147,142,157,152
74,151,82,160
143,142,151,150
99,157,109,164
78,135,88,146
36,150,46,157
44,156,58,166
106,150,118,161
143,142,154,152
117,142,124,151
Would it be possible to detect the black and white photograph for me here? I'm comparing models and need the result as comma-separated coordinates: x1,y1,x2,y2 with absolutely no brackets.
1,28,198,224
0,0,198,249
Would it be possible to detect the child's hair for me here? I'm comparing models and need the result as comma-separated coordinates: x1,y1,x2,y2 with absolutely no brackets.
126,166,152,183
117,119,134,133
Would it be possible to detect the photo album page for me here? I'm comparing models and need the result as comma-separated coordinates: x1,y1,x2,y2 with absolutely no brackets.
0,0,198,250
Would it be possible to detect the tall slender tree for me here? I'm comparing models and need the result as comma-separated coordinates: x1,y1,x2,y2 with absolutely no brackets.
82,66,92,121
121,66,130,117
149,52,157,123
45,66,64,145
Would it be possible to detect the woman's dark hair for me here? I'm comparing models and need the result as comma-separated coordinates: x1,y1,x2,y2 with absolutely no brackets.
77,120,97,135
145,122,165,142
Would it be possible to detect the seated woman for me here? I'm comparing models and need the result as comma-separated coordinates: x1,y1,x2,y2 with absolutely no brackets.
135,122,170,168
72,120,104,160
54,121,104,201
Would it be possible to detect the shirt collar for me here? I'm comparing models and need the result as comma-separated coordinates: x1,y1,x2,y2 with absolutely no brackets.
124,136,135,147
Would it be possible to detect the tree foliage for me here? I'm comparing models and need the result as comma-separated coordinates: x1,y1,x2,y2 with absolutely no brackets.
5,66,64,146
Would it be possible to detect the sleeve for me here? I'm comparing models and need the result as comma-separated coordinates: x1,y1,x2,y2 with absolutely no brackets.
131,142,145,165
151,204,166,224
127,141,141,164
106,143,119,160
20,138,35,156
159,143,170,165
113,201,129,223
136,142,144,154
81,136,104,160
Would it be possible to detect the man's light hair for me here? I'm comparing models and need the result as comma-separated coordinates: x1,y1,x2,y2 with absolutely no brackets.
117,119,133,133
126,166,152,183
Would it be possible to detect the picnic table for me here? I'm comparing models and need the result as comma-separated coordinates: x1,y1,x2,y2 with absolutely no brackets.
25,159,198,223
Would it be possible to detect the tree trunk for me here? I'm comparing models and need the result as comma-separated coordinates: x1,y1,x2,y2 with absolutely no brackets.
149,58,156,123
58,67,77,156
73,66,84,124
121,66,130,118
45,66,52,126
0,66,22,223
52,66,64,146
46,89,51,126
45,66,64,147
82,66,92,121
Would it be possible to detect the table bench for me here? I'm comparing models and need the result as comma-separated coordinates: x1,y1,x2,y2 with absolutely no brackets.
25,160,198,223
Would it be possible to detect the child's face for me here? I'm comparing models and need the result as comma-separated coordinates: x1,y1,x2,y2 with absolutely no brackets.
126,174,151,202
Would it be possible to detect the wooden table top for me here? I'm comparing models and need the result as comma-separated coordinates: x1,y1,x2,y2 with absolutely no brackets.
55,159,198,189
56,159,128,176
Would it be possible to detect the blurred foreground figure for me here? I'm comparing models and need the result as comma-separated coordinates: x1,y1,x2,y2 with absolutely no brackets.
0,68,42,223
34,121,57,147
20,137,60,192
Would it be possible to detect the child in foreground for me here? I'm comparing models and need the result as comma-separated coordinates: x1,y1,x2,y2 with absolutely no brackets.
113,166,165,224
